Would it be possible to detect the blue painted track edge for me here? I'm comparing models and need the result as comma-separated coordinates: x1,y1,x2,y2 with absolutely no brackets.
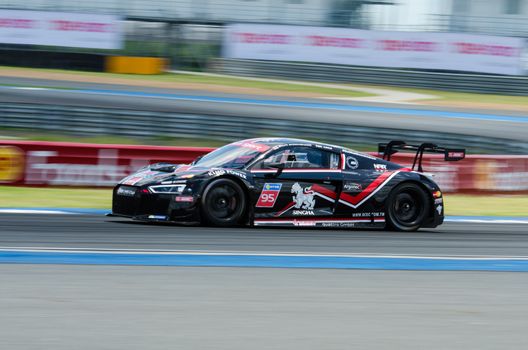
0,251,527,271
1,86,527,123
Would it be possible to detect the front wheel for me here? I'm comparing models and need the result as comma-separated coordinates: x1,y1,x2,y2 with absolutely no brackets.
201,178,246,227
386,183,429,232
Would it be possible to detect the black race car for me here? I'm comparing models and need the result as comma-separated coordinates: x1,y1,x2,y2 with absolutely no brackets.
110,138,465,231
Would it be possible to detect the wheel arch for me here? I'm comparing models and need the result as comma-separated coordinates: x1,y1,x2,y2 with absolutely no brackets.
201,174,252,224
389,179,434,209
387,179,435,219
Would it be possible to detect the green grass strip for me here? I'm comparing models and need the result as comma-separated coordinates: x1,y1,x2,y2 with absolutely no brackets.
1,186,526,216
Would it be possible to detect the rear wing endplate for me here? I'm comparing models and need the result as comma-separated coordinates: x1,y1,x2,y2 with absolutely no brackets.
378,140,465,172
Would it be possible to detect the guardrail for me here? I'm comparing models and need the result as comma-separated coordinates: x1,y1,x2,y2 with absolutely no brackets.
1,140,527,194
215,59,528,95
1,102,527,154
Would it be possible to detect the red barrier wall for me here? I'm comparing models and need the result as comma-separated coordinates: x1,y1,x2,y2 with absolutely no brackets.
383,153,528,193
1,140,527,193
0,141,213,187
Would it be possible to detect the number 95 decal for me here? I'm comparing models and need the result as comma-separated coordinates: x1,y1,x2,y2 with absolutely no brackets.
256,183,282,208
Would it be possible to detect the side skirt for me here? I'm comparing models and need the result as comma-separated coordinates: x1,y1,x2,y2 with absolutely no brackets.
253,217,385,229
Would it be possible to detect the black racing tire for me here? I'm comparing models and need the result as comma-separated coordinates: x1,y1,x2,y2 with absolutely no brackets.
386,183,429,232
201,178,246,227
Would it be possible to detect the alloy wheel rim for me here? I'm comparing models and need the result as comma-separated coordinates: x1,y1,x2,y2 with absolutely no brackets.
393,191,422,225
208,185,240,220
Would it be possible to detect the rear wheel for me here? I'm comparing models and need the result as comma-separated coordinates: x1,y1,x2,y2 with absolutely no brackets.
386,183,429,232
201,178,246,226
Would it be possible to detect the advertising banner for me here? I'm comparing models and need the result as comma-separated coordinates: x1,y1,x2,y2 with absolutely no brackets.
0,141,211,187
0,9,122,49
388,154,528,193
224,24,525,75
1,141,527,193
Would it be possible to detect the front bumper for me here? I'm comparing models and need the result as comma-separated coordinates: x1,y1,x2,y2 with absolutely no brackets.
111,185,200,223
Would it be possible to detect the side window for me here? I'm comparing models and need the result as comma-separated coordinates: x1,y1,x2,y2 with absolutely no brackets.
255,146,339,169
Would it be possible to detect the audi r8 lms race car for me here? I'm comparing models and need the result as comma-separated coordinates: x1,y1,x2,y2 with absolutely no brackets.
110,138,465,231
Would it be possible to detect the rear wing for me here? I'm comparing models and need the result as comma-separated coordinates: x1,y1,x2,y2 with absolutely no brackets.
378,140,465,172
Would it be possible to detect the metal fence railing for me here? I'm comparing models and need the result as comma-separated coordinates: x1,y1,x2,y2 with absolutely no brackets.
215,59,528,95
1,102,526,154
432,14,528,37
0,0,391,27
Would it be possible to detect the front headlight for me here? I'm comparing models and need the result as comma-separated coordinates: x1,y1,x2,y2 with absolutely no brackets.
148,184,186,194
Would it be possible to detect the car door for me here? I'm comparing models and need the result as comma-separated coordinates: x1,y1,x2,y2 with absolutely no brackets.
336,151,390,222
250,145,342,223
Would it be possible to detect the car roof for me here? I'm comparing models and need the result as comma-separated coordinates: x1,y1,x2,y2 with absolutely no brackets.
245,137,353,153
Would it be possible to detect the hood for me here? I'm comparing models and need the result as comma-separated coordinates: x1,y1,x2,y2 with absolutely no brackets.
119,163,210,186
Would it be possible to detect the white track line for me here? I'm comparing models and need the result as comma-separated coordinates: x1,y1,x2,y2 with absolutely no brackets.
0,209,74,215
1,209,527,224
444,218,528,224
1,247,527,260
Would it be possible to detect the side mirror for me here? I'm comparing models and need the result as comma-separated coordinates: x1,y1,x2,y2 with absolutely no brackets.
264,161,285,169
262,154,296,177
262,160,285,177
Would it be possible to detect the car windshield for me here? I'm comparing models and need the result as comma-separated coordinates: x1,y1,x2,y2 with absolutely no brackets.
193,141,270,169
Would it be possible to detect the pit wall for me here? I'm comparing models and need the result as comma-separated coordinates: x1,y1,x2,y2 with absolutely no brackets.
1,141,527,193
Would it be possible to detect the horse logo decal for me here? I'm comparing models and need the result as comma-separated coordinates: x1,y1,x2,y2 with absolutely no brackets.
291,182,316,210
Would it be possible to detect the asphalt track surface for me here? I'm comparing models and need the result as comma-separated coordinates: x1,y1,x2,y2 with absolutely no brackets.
1,214,528,349
2,76,527,348
1,264,527,350
1,76,527,141
1,213,527,257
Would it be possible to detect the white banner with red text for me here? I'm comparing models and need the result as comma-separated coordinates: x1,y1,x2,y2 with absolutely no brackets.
223,23,525,75
0,9,122,49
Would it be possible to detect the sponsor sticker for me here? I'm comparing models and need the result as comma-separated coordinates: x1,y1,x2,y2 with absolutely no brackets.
117,186,136,197
256,183,282,208
293,220,317,227
175,196,194,202
344,182,362,191
233,141,270,152
346,156,359,169
292,210,315,216
292,182,316,210
374,163,387,172
207,169,247,179
352,212,385,218
448,151,465,158
208,169,226,177
226,169,247,179
322,222,356,228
